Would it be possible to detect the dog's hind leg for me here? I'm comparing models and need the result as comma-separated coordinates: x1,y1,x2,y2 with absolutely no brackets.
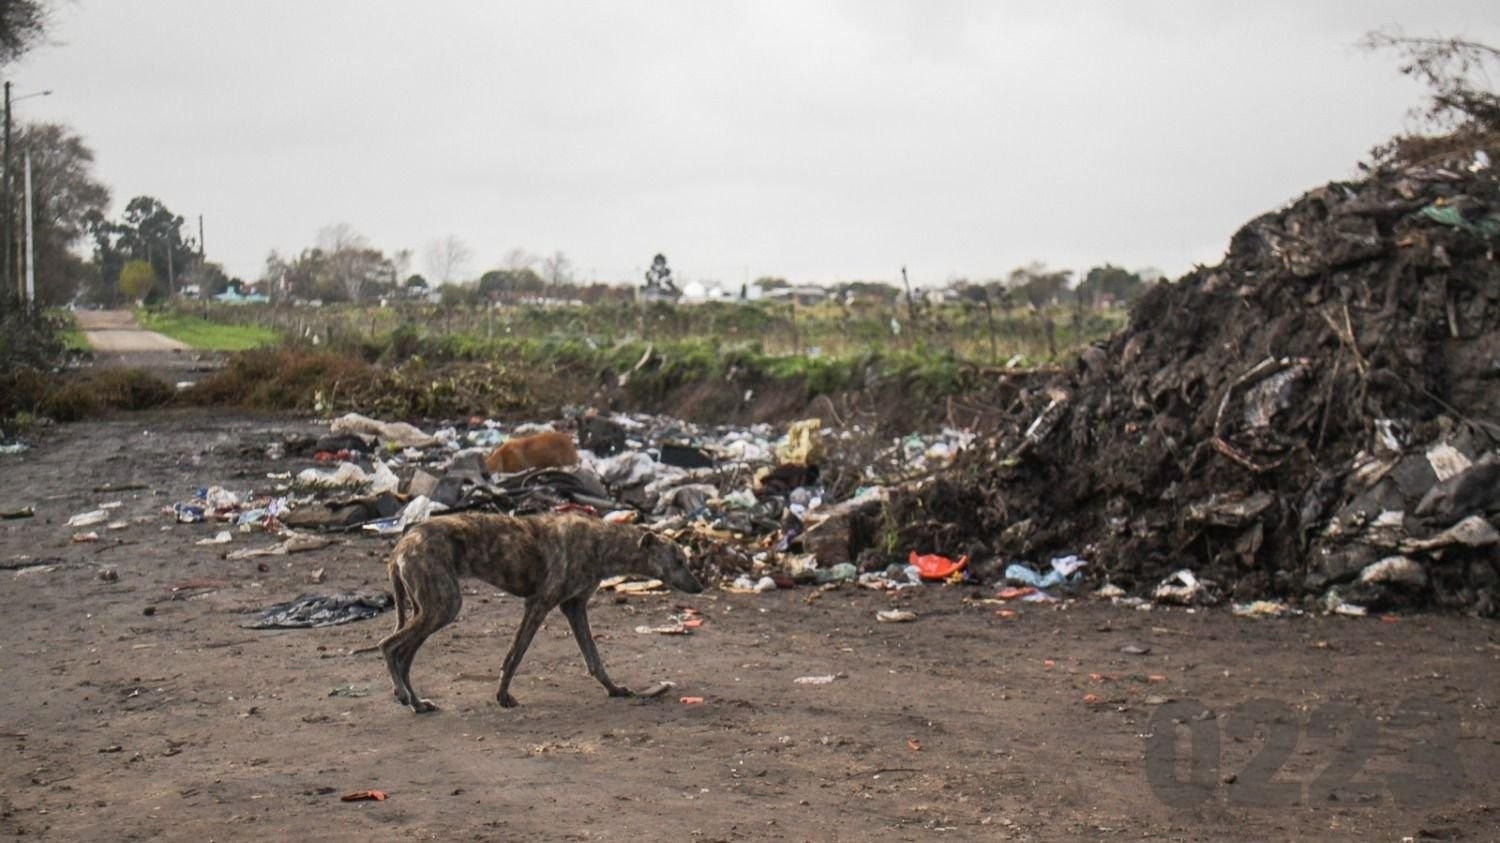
378,564,417,705
381,567,461,713
495,598,552,708
560,595,631,698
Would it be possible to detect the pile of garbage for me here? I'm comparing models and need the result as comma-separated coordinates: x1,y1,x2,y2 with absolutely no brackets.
180,409,975,587
901,146,1500,615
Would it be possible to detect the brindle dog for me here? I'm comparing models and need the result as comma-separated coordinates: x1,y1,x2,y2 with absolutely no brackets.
380,512,702,713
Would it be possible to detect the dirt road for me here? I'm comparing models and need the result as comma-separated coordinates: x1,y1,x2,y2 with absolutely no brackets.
73,310,189,353
0,411,1495,841
70,309,223,382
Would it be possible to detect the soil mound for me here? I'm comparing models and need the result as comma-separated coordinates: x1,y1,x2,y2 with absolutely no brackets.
909,146,1500,614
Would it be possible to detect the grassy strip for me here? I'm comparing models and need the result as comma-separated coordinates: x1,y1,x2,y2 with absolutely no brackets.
46,309,90,352
136,308,280,351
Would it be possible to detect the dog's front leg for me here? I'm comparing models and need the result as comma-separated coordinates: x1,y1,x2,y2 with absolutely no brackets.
496,598,551,708
560,595,631,698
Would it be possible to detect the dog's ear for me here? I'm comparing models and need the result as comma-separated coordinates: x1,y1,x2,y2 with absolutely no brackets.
636,530,657,549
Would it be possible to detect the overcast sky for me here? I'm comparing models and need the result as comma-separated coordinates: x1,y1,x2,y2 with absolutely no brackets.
12,1,1499,288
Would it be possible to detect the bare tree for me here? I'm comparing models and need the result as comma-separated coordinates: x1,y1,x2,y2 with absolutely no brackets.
501,246,538,272
316,223,386,302
392,248,413,284
423,235,473,285
1362,30,1500,131
542,250,573,286
317,223,366,255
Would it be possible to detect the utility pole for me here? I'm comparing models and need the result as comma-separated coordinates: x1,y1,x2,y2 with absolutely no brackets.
198,214,204,257
23,149,33,309
3,81,12,310
2,85,51,310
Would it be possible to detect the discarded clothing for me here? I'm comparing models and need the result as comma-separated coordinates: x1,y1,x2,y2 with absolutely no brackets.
241,592,393,629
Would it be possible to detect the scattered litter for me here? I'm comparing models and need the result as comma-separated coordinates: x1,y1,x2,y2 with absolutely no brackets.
728,575,778,593
225,533,335,560
172,503,205,524
296,462,373,490
167,577,229,594
793,674,841,685
196,530,233,546
775,418,825,466
1324,591,1369,617
1358,555,1428,587
909,551,967,581
328,685,370,698
241,592,392,629
635,681,676,699
1004,555,1086,592
1232,600,1298,618
635,621,692,635
0,506,34,519
1400,515,1499,553
362,495,443,535
1120,644,1151,656
602,575,667,594
678,696,704,705
876,609,918,623
66,509,109,528
70,531,99,543
331,411,437,449
339,790,387,803
814,562,858,584
1151,570,1221,606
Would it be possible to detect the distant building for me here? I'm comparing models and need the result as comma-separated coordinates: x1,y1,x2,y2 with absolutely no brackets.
765,285,828,306
214,287,269,304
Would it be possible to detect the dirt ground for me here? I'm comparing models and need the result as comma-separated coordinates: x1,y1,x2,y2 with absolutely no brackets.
0,410,1496,842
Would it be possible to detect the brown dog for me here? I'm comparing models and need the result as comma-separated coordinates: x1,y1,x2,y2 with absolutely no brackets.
379,512,702,713
483,430,578,475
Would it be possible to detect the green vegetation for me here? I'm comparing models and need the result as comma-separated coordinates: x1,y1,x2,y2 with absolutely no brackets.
136,308,280,350
117,260,156,302
48,309,89,352
167,297,1126,367
99,296,1125,424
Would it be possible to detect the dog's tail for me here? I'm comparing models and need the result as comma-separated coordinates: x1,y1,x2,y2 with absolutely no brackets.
390,561,411,628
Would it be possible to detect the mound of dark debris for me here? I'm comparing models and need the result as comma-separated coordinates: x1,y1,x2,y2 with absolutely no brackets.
900,146,1500,615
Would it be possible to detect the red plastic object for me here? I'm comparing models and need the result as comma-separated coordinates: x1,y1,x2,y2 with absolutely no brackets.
908,550,968,581
340,790,387,802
